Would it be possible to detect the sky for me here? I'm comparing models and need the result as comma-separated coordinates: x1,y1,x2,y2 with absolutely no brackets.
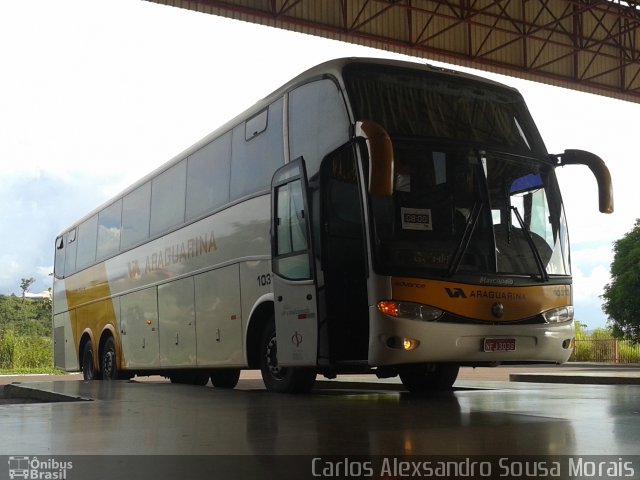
0,0,637,330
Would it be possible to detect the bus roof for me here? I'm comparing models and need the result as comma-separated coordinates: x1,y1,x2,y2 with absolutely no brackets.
56,57,520,236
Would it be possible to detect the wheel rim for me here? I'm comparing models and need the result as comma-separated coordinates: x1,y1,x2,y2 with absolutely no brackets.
103,349,115,379
265,334,285,380
82,349,94,380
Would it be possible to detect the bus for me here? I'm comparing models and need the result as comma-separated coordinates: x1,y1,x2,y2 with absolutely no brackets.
52,57,613,393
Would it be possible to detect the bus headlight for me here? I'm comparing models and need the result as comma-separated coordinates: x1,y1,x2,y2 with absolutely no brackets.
542,306,574,324
377,301,443,321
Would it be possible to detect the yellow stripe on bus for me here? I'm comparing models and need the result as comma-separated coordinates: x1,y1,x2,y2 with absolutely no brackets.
391,277,572,322
65,263,120,362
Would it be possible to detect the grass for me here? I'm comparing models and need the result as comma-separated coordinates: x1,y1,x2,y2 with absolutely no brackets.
570,326,640,363
0,330,55,371
0,367,67,375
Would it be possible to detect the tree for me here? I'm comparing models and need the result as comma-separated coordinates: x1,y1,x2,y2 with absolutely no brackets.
20,277,35,299
601,219,640,342
0,295,51,337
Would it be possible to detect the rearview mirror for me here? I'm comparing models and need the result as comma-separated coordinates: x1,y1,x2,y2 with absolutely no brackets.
556,149,614,214
355,121,394,197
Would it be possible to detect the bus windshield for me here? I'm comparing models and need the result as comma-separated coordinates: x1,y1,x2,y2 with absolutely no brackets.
343,64,569,280
344,63,547,156
369,146,570,280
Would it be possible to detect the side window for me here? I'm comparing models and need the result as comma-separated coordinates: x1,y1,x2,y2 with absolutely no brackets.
64,229,77,275
276,180,309,257
97,200,122,259
230,98,284,200
289,79,350,176
76,215,98,270
272,160,312,281
150,160,187,236
54,236,65,279
186,132,231,220
122,182,151,249
245,109,267,140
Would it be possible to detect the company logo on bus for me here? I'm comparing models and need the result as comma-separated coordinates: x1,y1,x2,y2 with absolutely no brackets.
445,288,467,298
445,287,527,301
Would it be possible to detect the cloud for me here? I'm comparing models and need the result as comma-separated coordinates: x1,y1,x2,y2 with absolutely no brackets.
565,242,614,329
0,172,118,295
571,243,614,271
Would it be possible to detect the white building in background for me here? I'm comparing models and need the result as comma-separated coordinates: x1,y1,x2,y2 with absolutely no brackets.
24,290,51,301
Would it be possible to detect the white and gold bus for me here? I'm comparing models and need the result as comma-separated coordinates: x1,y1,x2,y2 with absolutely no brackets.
53,57,613,393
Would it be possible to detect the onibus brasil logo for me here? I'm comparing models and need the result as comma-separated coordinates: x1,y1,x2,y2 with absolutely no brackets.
7,456,72,479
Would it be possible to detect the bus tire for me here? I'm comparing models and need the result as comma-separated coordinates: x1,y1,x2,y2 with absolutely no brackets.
399,363,460,393
81,340,99,381
169,373,187,384
259,318,316,393
192,372,210,385
210,369,241,389
100,336,119,380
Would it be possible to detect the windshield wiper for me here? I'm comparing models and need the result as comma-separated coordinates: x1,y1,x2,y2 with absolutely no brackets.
510,206,549,282
447,201,483,276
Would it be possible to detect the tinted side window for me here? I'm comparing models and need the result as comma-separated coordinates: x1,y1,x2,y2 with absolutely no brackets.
289,79,350,176
64,229,77,275
122,183,151,249
245,110,267,140
230,98,284,200
150,160,187,236
274,179,311,281
186,132,231,220
76,215,98,269
54,236,65,279
97,200,122,259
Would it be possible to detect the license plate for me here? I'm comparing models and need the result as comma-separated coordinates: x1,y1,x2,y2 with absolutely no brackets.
484,338,516,352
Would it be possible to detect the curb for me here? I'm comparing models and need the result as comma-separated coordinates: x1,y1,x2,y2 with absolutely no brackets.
510,373,640,385
3,383,91,403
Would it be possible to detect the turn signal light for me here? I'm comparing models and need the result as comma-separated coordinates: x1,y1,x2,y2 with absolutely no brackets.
378,301,400,317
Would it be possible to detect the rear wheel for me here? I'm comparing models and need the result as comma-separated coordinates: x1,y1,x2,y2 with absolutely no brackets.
259,318,316,393
81,340,99,381
399,363,460,393
210,369,241,389
100,336,119,380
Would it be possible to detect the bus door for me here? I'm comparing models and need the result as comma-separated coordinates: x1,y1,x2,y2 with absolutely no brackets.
319,146,369,362
270,157,318,367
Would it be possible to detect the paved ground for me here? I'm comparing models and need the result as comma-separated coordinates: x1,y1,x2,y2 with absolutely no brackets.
2,362,640,400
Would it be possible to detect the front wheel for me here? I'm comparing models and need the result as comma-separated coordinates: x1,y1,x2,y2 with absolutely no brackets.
399,363,460,393
259,318,316,393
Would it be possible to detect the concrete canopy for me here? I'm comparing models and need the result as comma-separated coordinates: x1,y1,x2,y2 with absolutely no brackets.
145,0,640,103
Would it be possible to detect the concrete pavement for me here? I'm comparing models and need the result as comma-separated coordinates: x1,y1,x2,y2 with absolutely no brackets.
2,362,640,404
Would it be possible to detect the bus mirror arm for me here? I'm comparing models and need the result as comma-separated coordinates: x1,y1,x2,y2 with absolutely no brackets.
554,149,614,214
355,121,394,197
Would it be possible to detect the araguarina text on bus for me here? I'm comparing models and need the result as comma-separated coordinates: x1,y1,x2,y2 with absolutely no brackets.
127,231,217,279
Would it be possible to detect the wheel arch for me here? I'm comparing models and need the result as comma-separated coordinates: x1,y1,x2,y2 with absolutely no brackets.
245,296,275,369
98,324,119,373
78,328,96,368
